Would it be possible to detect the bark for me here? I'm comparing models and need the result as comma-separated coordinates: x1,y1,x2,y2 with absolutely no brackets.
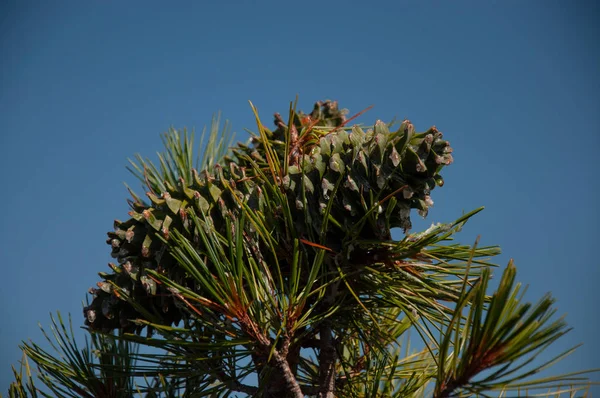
271,350,304,398
317,321,336,398
259,337,304,398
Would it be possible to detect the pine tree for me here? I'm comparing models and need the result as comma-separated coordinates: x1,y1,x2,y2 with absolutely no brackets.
7,100,595,397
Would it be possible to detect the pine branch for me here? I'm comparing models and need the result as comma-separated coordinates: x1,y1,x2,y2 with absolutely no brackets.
433,261,581,397
9,100,596,397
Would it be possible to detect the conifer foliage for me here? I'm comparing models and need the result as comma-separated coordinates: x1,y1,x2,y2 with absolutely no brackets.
8,101,596,397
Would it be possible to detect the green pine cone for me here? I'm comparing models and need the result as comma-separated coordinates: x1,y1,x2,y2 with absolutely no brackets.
84,101,453,333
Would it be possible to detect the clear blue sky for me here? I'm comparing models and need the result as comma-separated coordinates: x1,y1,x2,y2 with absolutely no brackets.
1,0,598,394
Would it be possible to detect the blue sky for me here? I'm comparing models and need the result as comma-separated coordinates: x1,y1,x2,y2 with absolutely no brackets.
1,0,598,394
